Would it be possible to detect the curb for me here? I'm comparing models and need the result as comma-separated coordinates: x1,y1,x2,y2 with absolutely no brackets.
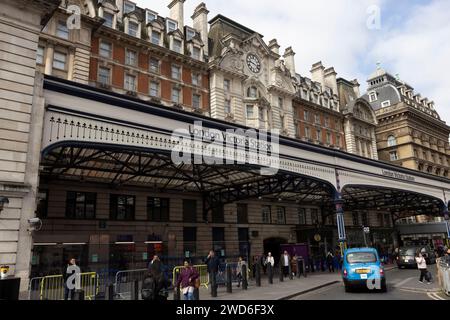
278,281,341,300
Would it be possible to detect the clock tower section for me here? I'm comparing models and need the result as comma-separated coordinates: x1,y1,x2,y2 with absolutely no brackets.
208,15,297,137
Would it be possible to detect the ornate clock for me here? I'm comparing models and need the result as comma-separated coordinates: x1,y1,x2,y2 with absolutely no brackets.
246,53,261,73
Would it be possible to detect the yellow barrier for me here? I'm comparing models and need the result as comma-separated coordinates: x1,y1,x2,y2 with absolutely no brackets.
39,272,98,300
172,265,209,289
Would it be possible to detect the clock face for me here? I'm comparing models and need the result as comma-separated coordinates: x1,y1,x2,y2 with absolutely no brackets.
246,53,261,73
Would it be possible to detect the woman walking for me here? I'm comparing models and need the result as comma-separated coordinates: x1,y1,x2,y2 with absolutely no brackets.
415,251,431,284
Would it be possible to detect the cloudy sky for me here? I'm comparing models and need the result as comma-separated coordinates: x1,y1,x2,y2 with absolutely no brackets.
140,0,450,123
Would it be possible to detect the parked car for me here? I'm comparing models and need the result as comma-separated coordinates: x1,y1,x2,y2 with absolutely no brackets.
342,248,387,292
396,246,437,269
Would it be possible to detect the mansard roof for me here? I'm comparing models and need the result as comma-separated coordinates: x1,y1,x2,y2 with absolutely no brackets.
209,14,264,38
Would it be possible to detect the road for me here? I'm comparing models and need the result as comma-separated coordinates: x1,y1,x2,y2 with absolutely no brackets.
291,267,449,300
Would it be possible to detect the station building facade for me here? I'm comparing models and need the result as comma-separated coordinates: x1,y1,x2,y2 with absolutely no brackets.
0,0,449,291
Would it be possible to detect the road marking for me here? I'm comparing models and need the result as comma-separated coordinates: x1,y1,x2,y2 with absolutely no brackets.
393,277,415,288
427,293,445,300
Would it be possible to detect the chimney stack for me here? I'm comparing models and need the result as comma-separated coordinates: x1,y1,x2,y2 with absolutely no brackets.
168,0,186,31
351,79,361,97
268,39,280,55
310,62,325,91
283,47,296,77
324,67,338,95
192,2,209,55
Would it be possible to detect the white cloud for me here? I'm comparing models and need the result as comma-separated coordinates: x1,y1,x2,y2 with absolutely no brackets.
139,0,449,123
369,0,450,123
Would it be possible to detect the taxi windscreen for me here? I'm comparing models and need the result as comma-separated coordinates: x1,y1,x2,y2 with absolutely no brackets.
346,252,377,264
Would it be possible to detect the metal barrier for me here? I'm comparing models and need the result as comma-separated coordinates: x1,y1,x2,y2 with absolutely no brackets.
114,269,148,300
436,258,450,296
38,272,98,300
28,277,44,300
172,265,209,289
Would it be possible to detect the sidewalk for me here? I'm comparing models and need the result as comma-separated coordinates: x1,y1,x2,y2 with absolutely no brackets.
171,272,341,301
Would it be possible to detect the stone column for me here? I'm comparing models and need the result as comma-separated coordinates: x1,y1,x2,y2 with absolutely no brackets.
44,42,54,75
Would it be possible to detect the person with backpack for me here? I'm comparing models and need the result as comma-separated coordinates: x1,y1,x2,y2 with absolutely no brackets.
415,251,432,284
141,259,168,301
175,261,199,301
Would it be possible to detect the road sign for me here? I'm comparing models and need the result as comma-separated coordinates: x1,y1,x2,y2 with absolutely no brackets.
363,227,370,234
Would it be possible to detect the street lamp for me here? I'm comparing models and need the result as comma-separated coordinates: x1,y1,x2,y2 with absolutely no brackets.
0,196,9,214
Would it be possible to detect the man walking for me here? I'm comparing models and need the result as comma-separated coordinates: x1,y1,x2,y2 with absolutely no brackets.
280,251,291,277
236,257,247,288
205,250,220,296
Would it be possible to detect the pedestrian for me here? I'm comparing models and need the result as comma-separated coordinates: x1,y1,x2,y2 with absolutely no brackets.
62,258,78,300
291,255,298,277
444,249,450,265
205,250,220,293
326,251,334,273
265,252,275,268
148,255,160,269
175,261,199,301
260,254,267,275
415,251,431,284
142,259,168,301
236,257,246,288
280,251,291,277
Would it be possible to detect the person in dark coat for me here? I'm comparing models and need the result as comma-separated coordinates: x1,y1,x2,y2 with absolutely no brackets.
205,250,220,292
326,251,335,273
142,259,168,301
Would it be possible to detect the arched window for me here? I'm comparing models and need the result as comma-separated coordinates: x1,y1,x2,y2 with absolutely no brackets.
387,135,397,147
247,86,258,98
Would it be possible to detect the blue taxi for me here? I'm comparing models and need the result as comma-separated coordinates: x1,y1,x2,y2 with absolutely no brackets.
342,248,387,292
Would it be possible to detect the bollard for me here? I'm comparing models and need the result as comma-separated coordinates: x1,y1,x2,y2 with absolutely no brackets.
279,263,284,282
255,263,261,287
132,279,139,300
242,265,248,290
174,269,181,301
226,264,232,293
210,272,217,298
267,263,273,284
108,284,115,300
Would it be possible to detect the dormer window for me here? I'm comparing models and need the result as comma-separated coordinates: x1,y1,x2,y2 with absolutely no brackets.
173,39,182,53
56,20,69,40
103,12,114,28
167,19,178,32
128,21,139,37
124,1,135,14
192,46,201,60
381,100,391,108
146,11,157,24
151,30,161,45
186,28,196,41
369,92,377,102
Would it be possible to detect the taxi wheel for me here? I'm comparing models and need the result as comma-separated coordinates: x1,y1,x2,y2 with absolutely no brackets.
381,281,387,293
344,285,351,293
